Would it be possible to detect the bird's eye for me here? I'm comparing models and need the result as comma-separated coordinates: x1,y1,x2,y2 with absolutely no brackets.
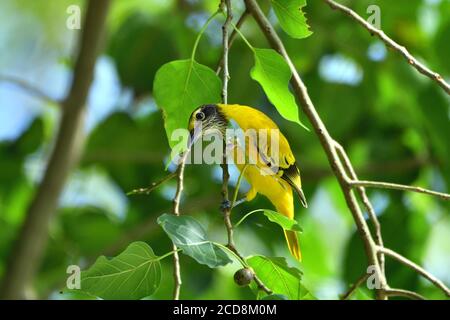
196,112,205,121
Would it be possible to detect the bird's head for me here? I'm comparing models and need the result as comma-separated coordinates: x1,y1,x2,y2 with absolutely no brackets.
188,104,228,144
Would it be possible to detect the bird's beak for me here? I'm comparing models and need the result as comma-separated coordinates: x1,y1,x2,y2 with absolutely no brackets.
188,128,195,147
188,122,202,148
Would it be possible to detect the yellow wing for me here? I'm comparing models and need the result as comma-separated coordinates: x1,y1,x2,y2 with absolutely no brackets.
218,104,307,207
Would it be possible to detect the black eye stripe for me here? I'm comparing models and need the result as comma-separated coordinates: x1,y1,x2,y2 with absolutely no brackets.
201,105,216,117
196,112,205,120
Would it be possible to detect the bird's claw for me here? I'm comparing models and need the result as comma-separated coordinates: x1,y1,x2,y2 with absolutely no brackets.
220,200,231,211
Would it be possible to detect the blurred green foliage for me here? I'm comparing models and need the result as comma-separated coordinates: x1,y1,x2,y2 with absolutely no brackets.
0,0,448,300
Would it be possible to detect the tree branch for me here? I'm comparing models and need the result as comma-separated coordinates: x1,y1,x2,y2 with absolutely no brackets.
171,152,188,300
0,74,60,105
216,10,249,75
378,246,450,297
220,0,234,249
323,0,450,95
340,273,370,300
381,288,426,300
127,172,177,195
220,0,233,105
243,0,388,300
349,180,450,201
219,1,271,295
0,0,111,299
334,142,385,275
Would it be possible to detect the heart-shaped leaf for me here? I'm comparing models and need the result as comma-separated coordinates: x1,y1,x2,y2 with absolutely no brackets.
80,242,161,300
248,255,311,300
157,214,232,268
251,48,308,130
262,209,303,232
271,0,312,39
153,59,222,149
261,293,289,300
236,209,302,233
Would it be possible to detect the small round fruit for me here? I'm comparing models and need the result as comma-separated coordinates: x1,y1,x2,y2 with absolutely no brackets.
234,268,254,286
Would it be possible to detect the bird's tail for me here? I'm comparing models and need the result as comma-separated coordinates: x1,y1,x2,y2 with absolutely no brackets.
284,230,302,261
274,190,303,261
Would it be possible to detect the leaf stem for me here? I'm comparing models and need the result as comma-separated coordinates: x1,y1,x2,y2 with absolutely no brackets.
229,19,254,51
171,149,190,300
231,164,249,208
234,209,265,228
214,242,247,267
191,10,221,61
157,249,182,261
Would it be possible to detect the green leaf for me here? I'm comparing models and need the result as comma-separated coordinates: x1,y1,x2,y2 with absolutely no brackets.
247,255,311,300
250,48,308,130
271,0,312,39
261,293,289,300
153,59,222,149
157,214,233,268
262,209,303,232
80,242,162,300
236,209,302,232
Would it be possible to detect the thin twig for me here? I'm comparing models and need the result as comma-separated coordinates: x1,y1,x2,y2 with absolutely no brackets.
171,151,189,300
219,1,272,295
220,0,235,249
220,0,233,105
349,180,450,201
381,288,426,300
253,276,273,295
0,74,61,105
378,246,450,297
323,0,450,95
216,10,250,75
334,142,385,275
340,273,369,300
127,172,177,195
231,164,248,208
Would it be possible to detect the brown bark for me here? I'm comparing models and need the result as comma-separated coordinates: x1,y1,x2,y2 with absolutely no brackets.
0,0,111,299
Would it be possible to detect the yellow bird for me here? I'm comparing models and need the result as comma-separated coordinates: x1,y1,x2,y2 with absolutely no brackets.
188,104,307,261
